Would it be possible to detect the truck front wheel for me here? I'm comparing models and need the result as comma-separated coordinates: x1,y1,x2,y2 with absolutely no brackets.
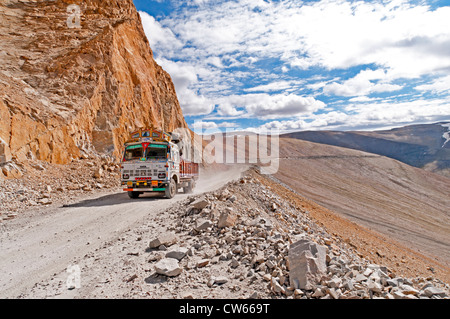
165,178,177,199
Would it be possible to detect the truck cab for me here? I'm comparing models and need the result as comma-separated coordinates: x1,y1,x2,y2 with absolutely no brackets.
120,128,198,199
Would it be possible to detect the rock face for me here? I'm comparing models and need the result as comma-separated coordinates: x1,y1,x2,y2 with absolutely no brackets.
0,0,188,165
288,239,327,290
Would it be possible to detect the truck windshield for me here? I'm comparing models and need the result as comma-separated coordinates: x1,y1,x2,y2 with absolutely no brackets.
146,145,167,160
123,145,143,161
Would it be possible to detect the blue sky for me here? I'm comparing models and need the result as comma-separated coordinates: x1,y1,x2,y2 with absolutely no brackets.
133,0,450,133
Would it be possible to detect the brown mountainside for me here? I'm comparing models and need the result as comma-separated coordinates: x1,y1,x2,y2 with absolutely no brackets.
0,0,187,167
283,122,450,177
275,137,450,267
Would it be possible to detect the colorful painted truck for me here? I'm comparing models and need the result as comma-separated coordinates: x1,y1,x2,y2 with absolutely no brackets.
120,128,199,199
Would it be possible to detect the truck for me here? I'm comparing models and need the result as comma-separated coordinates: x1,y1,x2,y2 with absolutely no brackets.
120,127,199,199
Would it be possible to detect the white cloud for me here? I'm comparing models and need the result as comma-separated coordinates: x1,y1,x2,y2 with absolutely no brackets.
244,80,304,93
250,96,450,133
169,0,450,78
154,58,215,115
415,75,450,94
191,121,238,130
139,0,450,130
348,96,381,103
139,12,183,53
323,69,404,97
216,93,325,120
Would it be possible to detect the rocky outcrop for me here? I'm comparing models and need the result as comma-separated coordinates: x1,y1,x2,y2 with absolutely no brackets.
0,0,188,166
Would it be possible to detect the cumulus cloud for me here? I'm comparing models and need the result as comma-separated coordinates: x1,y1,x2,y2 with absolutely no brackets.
154,58,215,115
323,69,404,97
250,97,450,133
415,75,450,94
191,120,239,130
139,12,183,53
245,80,304,93
216,93,325,120
138,0,450,130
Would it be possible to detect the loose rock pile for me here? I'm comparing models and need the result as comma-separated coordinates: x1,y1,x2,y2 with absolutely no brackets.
0,157,120,219
20,170,450,299
141,171,449,299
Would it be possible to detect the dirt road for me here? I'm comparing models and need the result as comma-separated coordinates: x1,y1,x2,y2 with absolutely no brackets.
0,165,247,298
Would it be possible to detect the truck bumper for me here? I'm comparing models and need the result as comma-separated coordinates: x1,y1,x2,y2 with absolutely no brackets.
123,188,166,192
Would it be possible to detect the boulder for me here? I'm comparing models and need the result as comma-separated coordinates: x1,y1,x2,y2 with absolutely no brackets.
149,232,178,249
191,197,209,210
155,258,182,277
93,167,103,179
166,246,188,261
288,239,327,290
218,211,237,228
423,286,447,297
194,219,213,231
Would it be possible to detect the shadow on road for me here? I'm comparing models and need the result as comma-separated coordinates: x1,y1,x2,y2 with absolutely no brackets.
144,273,168,285
61,191,167,208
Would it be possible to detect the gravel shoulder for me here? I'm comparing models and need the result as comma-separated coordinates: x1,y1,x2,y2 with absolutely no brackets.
0,165,247,298
7,168,449,300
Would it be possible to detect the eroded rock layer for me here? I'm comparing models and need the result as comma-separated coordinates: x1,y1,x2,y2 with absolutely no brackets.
0,0,188,165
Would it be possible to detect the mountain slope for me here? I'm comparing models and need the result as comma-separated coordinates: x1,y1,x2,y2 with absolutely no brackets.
275,137,450,267
283,122,450,177
0,0,187,166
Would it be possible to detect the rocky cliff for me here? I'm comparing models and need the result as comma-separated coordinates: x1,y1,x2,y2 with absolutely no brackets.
0,0,188,166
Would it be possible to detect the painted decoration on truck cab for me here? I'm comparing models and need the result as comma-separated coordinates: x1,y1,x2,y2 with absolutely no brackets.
126,144,142,150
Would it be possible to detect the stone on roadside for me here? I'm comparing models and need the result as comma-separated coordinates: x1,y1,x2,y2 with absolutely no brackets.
38,198,52,205
327,277,342,289
367,280,383,293
211,276,229,285
327,288,340,299
423,286,447,298
251,251,265,265
149,232,178,249
93,167,103,179
401,284,419,296
194,219,213,231
312,287,325,298
165,246,189,261
218,211,237,228
197,259,210,268
271,277,284,294
191,197,209,210
288,239,327,290
155,258,182,277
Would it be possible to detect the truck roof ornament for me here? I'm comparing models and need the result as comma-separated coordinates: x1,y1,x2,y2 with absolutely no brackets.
126,127,172,144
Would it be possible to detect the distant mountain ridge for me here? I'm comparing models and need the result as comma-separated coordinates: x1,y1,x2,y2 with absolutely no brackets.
283,122,450,177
